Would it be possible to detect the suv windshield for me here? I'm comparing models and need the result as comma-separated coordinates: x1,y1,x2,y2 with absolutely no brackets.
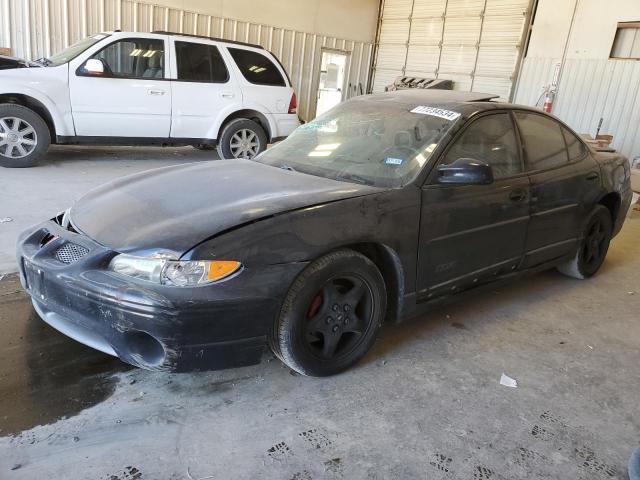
45,34,108,66
253,98,458,188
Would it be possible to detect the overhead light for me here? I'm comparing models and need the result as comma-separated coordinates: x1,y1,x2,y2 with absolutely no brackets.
308,151,332,157
315,143,341,151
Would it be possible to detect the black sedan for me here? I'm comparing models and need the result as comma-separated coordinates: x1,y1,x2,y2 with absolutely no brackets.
17,90,633,376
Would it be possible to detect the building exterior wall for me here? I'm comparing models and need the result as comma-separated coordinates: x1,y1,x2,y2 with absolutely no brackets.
0,0,378,122
514,0,640,161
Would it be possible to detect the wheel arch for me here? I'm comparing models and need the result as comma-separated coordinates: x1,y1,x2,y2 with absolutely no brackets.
217,109,273,142
598,191,621,223
0,93,56,141
344,243,405,324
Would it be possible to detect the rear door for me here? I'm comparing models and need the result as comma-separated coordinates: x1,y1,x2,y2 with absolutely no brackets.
69,35,171,137
169,39,242,140
417,112,531,299
514,111,600,268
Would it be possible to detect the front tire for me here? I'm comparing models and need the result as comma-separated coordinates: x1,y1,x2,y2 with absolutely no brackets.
271,250,387,377
557,205,613,279
0,104,50,168
216,118,267,160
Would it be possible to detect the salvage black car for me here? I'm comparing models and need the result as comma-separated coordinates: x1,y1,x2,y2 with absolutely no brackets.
17,90,633,376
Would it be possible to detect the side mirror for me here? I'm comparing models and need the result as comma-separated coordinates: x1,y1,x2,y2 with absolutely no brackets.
437,158,494,185
83,58,105,75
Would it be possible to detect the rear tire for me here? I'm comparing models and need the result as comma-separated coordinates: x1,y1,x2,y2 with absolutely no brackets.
0,104,50,168
216,118,267,160
270,249,386,377
557,205,613,279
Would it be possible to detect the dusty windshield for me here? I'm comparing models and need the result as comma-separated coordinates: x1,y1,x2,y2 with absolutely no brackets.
254,98,459,188
46,34,108,66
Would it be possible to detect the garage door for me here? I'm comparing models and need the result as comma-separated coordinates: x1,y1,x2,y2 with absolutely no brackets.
372,0,532,99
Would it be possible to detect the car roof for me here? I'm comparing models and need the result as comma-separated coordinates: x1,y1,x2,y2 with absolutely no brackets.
150,30,264,50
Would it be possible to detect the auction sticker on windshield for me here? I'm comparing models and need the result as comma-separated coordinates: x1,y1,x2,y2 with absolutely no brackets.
410,106,461,121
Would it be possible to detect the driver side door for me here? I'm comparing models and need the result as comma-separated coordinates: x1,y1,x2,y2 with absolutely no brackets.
69,35,171,138
416,111,531,300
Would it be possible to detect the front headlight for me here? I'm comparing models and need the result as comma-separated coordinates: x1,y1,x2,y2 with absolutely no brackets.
108,254,242,287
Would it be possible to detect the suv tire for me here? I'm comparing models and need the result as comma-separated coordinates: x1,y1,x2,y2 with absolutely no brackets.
216,118,267,160
0,104,50,168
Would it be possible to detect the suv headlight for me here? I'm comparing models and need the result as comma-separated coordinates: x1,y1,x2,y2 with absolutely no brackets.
108,254,242,287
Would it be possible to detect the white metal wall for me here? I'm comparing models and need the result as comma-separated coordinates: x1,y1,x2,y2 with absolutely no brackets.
0,0,374,122
514,57,640,161
372,0,532,100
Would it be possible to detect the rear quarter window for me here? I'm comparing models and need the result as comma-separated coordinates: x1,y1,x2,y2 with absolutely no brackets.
228,47,286,87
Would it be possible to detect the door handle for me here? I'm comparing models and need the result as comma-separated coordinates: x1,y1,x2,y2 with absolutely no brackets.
586,172,600,181
509,188,527,202
148,89,166,96
220,92,235,99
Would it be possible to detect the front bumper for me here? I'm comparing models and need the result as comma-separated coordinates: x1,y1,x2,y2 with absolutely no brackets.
16,220,306,372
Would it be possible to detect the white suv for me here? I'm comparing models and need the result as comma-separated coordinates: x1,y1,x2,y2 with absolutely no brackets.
0,31,300,167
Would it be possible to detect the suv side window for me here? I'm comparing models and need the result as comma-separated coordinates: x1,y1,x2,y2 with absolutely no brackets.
88,38,165,78
562,127,588,162
515,112,569,171
175,41,229,83
442,113,522,180
228,48,286,87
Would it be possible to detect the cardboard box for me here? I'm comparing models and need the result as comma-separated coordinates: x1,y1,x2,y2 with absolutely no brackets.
0,47,11,56
581,134,614,150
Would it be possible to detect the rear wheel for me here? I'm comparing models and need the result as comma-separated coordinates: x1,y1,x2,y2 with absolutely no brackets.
557,205,613,279
271,250,386,377
216,118,267,160
0,104,50,168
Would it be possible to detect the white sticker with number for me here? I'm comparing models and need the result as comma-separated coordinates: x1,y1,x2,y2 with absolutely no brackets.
410,106,461,121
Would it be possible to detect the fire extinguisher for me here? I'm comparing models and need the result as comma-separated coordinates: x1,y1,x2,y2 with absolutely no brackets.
542,85,555,113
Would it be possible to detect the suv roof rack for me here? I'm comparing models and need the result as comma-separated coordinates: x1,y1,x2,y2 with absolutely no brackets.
151,31,264,50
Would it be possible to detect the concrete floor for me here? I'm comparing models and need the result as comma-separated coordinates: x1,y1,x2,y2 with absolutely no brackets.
1,210,639,479
0,145,216,273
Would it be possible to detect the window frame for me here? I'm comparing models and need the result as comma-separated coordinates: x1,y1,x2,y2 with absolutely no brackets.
425,110,526,186
512,110,588,174
75,37,168,80
610,22,640,60
227,46,287,87
173,40,230,84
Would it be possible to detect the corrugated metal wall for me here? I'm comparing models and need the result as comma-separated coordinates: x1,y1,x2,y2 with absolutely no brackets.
0,0,374,122
514,57,640,161
372,0,533,100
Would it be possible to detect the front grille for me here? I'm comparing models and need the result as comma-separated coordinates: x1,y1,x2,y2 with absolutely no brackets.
55,243,89,264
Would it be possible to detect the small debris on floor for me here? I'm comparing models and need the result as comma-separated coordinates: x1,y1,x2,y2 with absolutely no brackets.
500,373,518,388
0,217,13,223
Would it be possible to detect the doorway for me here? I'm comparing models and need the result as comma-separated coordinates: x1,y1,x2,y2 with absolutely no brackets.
315,49,349,118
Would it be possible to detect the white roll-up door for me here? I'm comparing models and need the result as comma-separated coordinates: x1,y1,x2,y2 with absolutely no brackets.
372,0,532,99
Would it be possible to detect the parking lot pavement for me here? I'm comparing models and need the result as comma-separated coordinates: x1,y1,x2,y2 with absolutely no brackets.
0,145,217,274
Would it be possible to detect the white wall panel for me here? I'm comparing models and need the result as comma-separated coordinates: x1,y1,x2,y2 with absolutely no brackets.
1,0,372,122
514,57,640,161
373,0,532,99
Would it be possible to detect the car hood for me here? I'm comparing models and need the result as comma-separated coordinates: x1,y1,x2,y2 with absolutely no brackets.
70,159,382,255
0,55,41,70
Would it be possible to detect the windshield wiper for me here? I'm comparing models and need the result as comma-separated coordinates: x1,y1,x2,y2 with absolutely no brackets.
334,173,370,185
279,164,296,172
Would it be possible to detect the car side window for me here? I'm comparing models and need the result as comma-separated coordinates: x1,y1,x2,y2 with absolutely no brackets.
228,47,286,87
515,112,569,171
441,113,521,180
88,38,165,78
562,127,588,162
175,41,229,83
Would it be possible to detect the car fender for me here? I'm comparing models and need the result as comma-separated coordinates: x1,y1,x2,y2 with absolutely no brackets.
210,102,278,141
0,70,75,136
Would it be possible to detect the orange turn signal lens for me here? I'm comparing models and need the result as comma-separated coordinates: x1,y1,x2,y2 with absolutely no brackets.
206,261,242,281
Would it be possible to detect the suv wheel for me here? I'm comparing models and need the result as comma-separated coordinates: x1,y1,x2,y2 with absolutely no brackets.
216,118,267,160
0,104,50,168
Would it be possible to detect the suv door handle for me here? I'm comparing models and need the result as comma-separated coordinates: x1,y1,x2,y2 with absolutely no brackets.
220,92,235,99
509,188,527,202
148,89,166,96
586,172,600,181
